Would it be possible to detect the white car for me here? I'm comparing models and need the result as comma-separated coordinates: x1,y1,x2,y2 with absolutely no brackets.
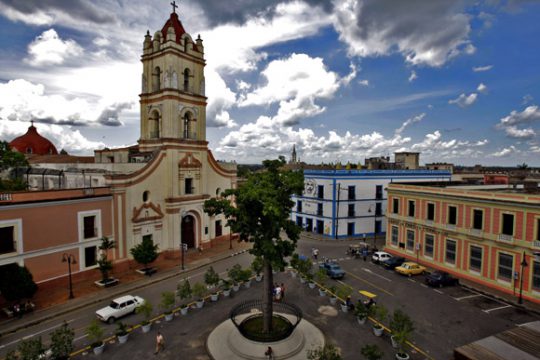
96,295,144,323
372,251,392,264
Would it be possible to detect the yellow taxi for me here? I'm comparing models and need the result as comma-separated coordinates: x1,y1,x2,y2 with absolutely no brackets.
394,262,427,276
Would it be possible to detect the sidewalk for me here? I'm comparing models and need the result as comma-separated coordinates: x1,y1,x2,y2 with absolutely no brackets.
0,240,252,337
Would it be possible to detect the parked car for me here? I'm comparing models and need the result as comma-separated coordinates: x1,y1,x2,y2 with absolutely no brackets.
381,256,406,270
372,251,392,264
319,262,346,279
425,270,459,287
395,262,427,276
96,295,144,323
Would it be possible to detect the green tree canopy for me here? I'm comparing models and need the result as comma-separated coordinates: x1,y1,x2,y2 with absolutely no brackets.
204,156,304,333
0,263,38,302
130,236,159,270
0,141,28,171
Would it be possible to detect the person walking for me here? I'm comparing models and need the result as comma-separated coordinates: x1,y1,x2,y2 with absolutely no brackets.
313,248,319,261
155,332,165,354
265,346,274,359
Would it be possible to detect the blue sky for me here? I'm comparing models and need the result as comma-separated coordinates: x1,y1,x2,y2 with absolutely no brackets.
0,0,539,165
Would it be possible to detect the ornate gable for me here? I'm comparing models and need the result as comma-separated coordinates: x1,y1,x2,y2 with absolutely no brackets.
132,202,164,223
179,152,202,168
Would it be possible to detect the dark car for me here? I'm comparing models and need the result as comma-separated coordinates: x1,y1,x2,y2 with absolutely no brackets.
319,262,345,279
381,256,405,270
425,270,459,287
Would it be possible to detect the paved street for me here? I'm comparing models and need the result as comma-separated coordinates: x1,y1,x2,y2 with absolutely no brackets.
1,234,539,359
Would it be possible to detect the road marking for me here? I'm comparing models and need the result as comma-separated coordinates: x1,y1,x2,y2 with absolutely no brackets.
344,271,394,296
407,278,416,283
483,305,512,313
454,294,482,301
420,283,428,288
362,268,392,282
1,320,75,348
433,289,444,295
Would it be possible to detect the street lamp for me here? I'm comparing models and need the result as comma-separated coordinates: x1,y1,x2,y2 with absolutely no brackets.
61,253,77,299
518,251,528,304
180,242,187,270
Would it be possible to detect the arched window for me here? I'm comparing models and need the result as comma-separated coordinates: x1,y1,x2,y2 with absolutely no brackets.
149,110,160,138
183,112,191,139
184,38,189,53
183,68,190,92
152,66,161,91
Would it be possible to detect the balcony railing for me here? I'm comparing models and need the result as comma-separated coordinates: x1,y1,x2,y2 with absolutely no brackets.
469,228,483,237
498,234,513,243
533,240,540,248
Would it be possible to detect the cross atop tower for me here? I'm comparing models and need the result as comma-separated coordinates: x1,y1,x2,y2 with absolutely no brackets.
171,1,178,13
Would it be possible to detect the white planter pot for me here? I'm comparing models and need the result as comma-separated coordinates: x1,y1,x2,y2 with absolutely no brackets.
255,275,263,282
180,307,188,315
372,326,384,337
232,284,240,292
164,312,174,322
308,282,316,289
244,280,252,289
340,303,349,313
357,316,367,325
318,288,326,297
291,271,297,278
141,323,152,333
92,343,105,355
391,335,399,348
223,289,231,297
196,299,204,308
211,293,219,302
395,353,410,360
329,296,337,305
299,277,306,284
117,334,129,344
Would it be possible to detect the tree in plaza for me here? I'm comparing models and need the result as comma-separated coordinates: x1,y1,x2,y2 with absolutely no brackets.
49,321,75,360
130,236,159,272
0,141,28,171
307,343,343,360
97,236,115,282
0,263,37,302
204,156,304,333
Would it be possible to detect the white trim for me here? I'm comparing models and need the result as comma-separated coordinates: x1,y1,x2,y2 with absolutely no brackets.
0,218,23,256
77,209,102,242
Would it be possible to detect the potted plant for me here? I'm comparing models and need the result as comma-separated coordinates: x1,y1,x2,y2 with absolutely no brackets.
328,285,338,305
389,309,414,359
228,264,243,291
251,257,264,282
176,279,191,315
160,291,176,321
16,337,45,360
192,282,207,308
130,236,159,275
204,267,220,301
96,236,118,287
360,344,384,360
222,279,232,297
354,300,371,325
115,322,130,344
241,268,253,288
315,268,327,296
306,343,342,359
49,321,74,359
336,285,353,312
136,300,153,333
86,320,105,355
371,304,388,337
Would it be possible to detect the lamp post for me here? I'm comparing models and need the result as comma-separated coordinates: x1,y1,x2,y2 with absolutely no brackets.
180,242,187,270
518,251,528,304
229,230,233,250
61,253,77,299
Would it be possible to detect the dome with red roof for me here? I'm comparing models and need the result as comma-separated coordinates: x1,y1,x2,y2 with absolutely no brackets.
9,123,58,155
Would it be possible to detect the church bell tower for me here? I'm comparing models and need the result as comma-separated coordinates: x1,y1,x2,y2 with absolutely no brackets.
139,3,206,152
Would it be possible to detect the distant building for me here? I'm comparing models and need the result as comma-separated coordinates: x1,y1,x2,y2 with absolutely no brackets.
385,182,540,304
483,174,509,185
365,156,391,170
425,162,454,173
394,152,420,170
9,122,58,156
291,169,450,239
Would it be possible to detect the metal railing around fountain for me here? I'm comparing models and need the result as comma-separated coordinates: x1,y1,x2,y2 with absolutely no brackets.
229,299,303,342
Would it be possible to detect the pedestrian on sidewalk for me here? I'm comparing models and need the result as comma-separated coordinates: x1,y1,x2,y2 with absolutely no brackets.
265,346,274,359
155,331,165,354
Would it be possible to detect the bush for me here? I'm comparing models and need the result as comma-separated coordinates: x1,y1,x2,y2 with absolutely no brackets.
50,321,74,359
227,264,243,283
130,236,159,270
136,300,153,325
360,344,383,360
192,282,207,300
86,320,104,348
315,268,327,286
251,256,264,275
335,284,352,302
240,268,253,282
306,343,342,360
177,279,192,301
0,264,37,302
160,291,176,314
204,266,220,287
371,304,388,329
17,337,45,360
390,309,414,354
97,236,115,282
115,322,129,337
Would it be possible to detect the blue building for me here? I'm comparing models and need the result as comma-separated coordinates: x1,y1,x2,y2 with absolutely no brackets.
291,169,451,239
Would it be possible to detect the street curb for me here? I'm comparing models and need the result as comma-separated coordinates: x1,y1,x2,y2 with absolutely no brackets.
0,246,252,338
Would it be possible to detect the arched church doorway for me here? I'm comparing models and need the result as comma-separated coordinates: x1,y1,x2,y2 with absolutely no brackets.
181,215,195,249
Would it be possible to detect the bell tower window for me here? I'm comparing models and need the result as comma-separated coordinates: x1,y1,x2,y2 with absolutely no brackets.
149,110,160,138
183,68,190,92
183,112,192,139
152,66,161,91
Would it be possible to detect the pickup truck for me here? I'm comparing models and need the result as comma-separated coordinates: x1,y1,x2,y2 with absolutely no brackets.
319,262,345,279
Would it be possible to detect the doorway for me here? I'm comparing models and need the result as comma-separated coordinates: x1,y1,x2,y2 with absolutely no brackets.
181,215,195,248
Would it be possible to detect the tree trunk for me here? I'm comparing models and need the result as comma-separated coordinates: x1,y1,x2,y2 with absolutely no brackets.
263,260,274,333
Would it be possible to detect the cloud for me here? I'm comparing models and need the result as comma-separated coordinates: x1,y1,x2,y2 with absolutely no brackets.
240,53,348,126
499,105,540,126
0,0,115,26
472,65,493,72
503,126,536,139
358,79,369,86
522,94,533,105
408,71,418,82
96,103,133,126
25,29,83,66
478,11,496,28
477,83,488,94
492,145,518,157
449,93,478,108
395,113,426,135
333,0,472,67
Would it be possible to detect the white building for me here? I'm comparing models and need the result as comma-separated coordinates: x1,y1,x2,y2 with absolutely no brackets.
291,169,451,239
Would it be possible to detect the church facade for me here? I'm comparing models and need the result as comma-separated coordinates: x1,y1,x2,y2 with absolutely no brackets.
0,10,236,288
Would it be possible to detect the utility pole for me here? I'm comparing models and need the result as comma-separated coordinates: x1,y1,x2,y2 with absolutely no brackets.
518,251,528,304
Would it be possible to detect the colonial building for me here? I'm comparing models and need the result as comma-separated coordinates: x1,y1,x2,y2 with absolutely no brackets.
0,8,236,289
385,182,540,304
291,169,450,239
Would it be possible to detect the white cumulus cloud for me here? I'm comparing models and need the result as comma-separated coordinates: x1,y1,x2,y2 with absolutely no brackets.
477,83,488,94
449,93,478,108
25,29,83,66
408,71,418,82
472,65,493,72
395,113,425,135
